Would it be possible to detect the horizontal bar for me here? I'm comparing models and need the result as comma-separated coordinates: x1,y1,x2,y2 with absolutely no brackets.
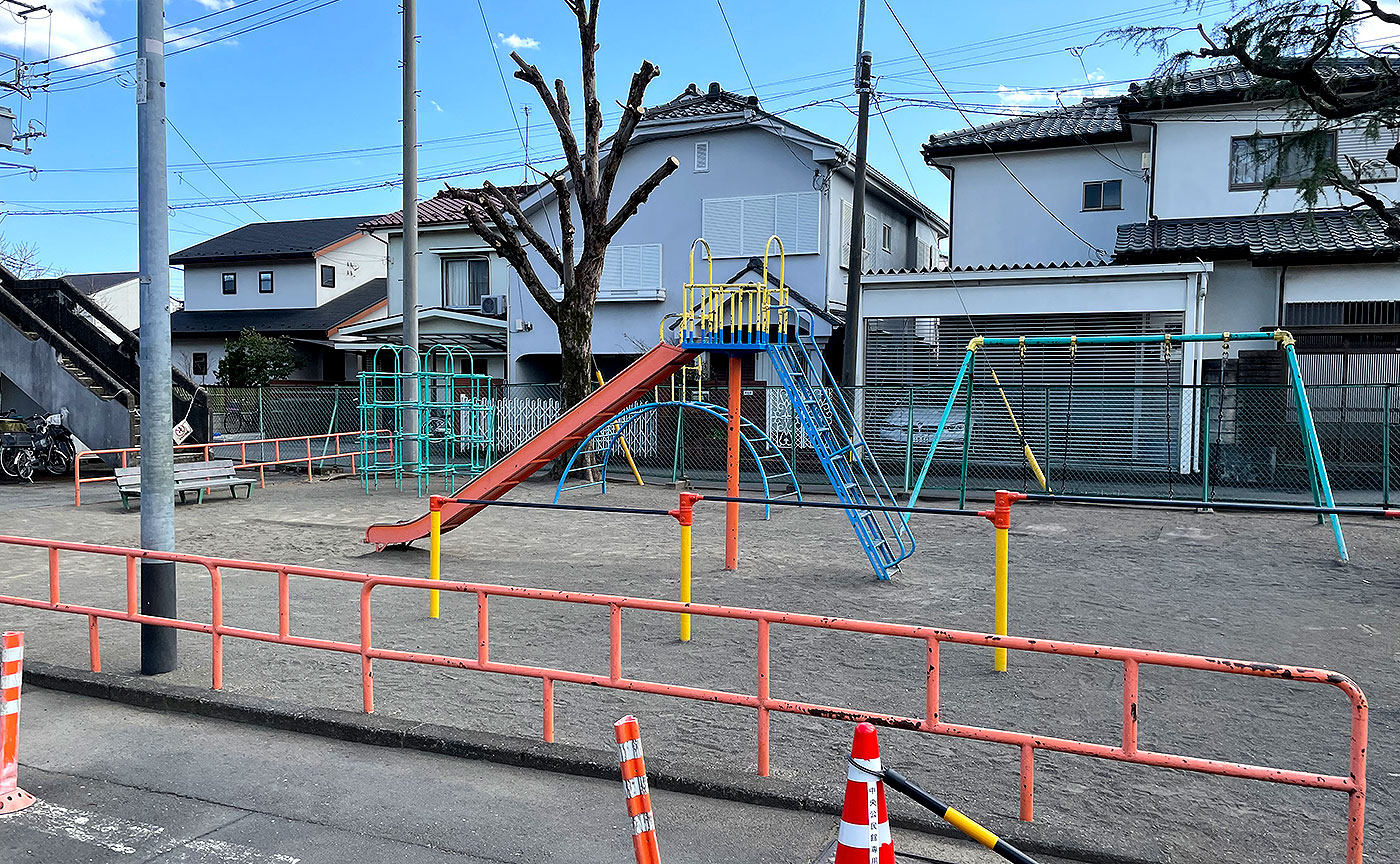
698,494,987,518
1024,492,1400,519
435,497,674,518
978,332,1281,347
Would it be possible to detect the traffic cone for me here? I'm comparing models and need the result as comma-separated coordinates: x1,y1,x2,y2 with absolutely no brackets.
835,722,893,864
0,631,35,815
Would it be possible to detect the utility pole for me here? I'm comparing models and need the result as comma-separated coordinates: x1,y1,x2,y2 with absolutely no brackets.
841,49,872,390
401,0,419,462
136,0,176,674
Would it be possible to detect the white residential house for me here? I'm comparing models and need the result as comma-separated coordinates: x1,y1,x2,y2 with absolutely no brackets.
169,215,388,384
343,82,948,386
857,61,1399,480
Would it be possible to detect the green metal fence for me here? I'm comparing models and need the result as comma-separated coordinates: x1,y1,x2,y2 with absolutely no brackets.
213,381,1400,507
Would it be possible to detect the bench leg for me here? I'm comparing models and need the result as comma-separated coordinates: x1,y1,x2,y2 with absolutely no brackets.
121,493,130,511
197,488,205,504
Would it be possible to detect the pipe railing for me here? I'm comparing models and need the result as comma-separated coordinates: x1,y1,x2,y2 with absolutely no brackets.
0,532,1369,863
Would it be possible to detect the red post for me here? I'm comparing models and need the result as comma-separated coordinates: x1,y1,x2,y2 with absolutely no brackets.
725,355,741,570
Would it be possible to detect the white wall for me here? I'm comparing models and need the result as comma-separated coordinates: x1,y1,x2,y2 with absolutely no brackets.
1151,106,1398,219
383,224,510,317
182,260,318,311
174,335,325,384
945,143,1149,268
91,279,140,331
315,233,387,306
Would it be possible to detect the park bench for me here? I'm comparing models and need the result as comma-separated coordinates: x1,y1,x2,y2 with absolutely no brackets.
114,459,254,511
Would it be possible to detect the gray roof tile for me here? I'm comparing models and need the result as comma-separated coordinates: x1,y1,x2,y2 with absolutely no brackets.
923,101,1127,158
1114,211,1400,262
171,216,379,264
362,184,538,229
644,82,757,121
61,271,139,295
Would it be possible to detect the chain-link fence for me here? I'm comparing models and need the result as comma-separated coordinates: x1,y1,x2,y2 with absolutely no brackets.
210,381,1400,507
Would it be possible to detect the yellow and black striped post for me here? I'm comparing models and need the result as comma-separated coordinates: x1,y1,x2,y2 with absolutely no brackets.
879,766,1040,864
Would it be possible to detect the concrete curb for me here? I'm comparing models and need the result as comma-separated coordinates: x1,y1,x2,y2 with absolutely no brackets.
25,662,1165,864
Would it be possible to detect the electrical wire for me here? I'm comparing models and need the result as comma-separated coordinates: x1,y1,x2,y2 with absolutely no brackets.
167,118,267,221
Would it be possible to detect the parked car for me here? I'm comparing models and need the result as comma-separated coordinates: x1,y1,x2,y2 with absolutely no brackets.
875,404,979,453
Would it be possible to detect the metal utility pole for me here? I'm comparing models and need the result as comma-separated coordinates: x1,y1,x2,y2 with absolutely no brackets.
136,0,176,674
401,0,420,462
841,49,873,390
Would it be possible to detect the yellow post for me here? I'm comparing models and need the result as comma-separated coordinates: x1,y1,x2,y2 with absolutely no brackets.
596,369,644,486
980,490,1022,672
428,496,443,619
993,524,1008,672
671,493,701,642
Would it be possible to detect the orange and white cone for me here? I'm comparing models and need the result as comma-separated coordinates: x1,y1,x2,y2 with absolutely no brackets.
0,631,35,815
835,722,894,864
614,715,661,864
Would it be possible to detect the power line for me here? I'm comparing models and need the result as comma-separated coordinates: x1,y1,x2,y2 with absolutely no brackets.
884,0,1108,261
36,0,289,65
167,118,267,221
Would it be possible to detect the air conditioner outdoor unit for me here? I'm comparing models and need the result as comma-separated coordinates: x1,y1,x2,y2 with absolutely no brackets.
479,294,507,316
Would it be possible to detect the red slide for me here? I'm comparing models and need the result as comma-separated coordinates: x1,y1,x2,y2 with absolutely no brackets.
365,342,699,548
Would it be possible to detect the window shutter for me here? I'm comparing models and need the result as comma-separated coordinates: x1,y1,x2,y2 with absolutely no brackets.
694,141,709,172
599,243,663,300
741,195,776,256
840,200,852,268
863,213,878,271
917,239,931,271
703,198,743,257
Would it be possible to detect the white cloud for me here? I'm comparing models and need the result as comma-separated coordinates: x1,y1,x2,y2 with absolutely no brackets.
431,100,444,113
192,0,237,9
497,32,539,50
0,0,118,70
996,85,1062,114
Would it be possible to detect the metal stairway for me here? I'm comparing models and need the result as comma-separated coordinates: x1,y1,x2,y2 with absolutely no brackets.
766,317,915,579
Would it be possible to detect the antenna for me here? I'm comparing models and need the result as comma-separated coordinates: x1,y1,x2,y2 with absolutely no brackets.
522,103,531,182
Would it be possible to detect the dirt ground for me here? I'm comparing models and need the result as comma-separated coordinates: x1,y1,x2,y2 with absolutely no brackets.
0,469,1394,864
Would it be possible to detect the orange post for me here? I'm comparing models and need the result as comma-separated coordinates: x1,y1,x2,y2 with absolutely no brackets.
725,355,740,570
614,715,661,864
1,631,35,814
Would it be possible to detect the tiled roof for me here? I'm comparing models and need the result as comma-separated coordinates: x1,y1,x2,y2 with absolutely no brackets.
61,271,138,295
362,184,538,229
644,82,757,122
171,278,387,335
923,101,1127,158
869,261,1111,275
170,216,378,264
1122,58,1386,106
1114,211,1400,263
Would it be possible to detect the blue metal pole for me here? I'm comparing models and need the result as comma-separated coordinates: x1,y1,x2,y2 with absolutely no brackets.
905,347,975,516
1284,342,1348,561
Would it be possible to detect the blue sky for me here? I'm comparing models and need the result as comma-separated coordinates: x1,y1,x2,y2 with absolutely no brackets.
0,0,1247,286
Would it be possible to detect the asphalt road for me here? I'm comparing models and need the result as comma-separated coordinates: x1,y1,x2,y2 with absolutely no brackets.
2,687,1033,864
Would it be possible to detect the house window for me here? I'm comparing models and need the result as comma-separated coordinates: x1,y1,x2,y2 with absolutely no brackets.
221,273,236,295
1082,179,1123,211
320,264,336,288
259,271,274,294
701,192,820,257
881,223,893,252
1229,132,1337,190
444,257,490,309
192,352,208,376
694,141,709,173
599,243,664,300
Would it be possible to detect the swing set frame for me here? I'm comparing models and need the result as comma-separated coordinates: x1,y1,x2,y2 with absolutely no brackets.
904,329,1349,561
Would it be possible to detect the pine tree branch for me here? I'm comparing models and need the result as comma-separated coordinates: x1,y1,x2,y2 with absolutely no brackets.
1361,0,1400,26
603,156,680,241
1326,166,1400,239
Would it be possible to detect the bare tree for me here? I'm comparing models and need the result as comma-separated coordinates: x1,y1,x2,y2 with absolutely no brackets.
0,236,48,279
1119,1,1400,238
448,0,678,411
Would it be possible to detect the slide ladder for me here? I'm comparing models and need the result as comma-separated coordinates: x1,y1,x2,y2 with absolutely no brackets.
766,317,915,579
365,342,698,547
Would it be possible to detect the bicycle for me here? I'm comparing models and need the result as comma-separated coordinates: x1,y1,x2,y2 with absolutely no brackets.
220,399,250,435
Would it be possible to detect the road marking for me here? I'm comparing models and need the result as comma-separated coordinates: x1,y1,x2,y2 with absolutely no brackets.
8,800,166,854
161,838,301,863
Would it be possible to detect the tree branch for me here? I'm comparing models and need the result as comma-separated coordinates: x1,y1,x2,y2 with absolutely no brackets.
579,1,603,216
482,180,565,277
1324,162,1400,239
1361,0,1400,26
603,156,680,241
598,60,661,206
510,51,586,206
459,193,561,322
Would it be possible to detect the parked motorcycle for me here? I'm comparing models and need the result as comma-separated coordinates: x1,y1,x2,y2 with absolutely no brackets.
0,413,36,482
0,411,76,481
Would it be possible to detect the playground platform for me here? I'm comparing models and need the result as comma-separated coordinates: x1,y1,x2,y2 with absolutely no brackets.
0,475,1393,863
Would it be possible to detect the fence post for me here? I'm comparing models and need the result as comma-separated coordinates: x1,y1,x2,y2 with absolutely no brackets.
904,387,914,493
1384,385,1391,508
257,386,265,437
1201,384,1212,504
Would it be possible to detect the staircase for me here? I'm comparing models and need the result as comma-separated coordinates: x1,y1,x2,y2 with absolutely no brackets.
0,267,208,459
766,319,915,579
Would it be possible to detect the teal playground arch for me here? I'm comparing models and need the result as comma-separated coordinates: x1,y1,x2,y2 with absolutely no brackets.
554,400,801,519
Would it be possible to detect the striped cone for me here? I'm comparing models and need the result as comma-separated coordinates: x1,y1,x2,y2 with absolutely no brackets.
614,715,661,864
1,631,35,815
835,722,894,864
